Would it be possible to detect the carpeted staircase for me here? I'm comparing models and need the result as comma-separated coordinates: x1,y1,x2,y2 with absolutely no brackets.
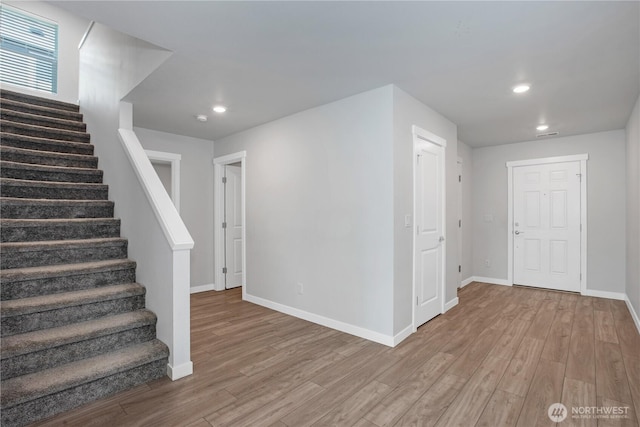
0,89,169,427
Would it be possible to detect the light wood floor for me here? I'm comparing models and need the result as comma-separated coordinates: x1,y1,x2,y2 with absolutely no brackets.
34,282,640,427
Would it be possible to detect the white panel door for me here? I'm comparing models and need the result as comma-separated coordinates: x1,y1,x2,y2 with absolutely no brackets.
415,141,445,327
513,161,581,292
224,165,243,289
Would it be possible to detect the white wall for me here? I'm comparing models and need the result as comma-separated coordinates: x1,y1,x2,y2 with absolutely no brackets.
392,87,459,335
626,95,640,322
135,127,215,290
215,86,395,338
458,141,474,284
0,1,88,104
79,23,193,377
472,130,627,295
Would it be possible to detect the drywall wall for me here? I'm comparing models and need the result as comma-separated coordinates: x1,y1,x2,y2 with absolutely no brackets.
626,94,640,321
152,162,172,198
392,87,459,335
78,23,193,377
215,86,395,338
458,141,474,284
135,127,215,289
472,130,627,295
0,1,88,103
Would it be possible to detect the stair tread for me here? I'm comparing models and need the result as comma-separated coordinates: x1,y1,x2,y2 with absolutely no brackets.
1,110,86,131
1,90,80,112
1,217,118,225
0,160,101,174
0,132,94,153
0,339,168,408
0,283,145,317
1,309,156,359
0,177,106,188
1,237,126,252
0,197,112,205
0,259,136,281
0,145,97,162
0,99,83,121
0,120,89,139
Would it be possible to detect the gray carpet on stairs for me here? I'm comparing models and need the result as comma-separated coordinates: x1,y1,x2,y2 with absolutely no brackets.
0,89,169,427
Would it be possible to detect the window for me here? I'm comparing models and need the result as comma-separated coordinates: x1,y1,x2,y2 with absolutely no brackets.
0,5,58,93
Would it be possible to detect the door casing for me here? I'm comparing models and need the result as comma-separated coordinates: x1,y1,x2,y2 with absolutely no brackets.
507,154,588,293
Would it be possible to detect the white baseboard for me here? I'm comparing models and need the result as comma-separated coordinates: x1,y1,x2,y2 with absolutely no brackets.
244,293,396,347
471,276,512,286
444,297,459,311
582,289,626,300
166,361,193,380
625,296,640,335
392,325,413,346
190,283,215,294
460,277,474,288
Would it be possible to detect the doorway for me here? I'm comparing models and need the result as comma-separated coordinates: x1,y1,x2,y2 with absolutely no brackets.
145,150,181,213
507,154,588,293
214,152,247,293
412,125,446,331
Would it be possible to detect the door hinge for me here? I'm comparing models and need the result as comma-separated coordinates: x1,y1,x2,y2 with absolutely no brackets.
416,225,419,235
459,265,461,273
580,224,582,232
416,296,419,306
417,154,421,164
459,175,461,182
222,222,227,229
576,173,582,181
222,176,227,184
222,267,227,274
459,219,461,228
580,273,582,281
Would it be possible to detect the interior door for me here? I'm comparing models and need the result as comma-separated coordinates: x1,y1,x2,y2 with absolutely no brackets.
224,164,243,289
414,140,445,328
513,161,581,292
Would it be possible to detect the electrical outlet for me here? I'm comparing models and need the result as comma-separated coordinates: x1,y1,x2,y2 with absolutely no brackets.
296,282,304,295
484,259,491,268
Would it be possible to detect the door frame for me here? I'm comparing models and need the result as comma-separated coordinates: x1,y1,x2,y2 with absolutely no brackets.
145,149,181,213
412,125,447,332
506,154,588,294
213,151,247,296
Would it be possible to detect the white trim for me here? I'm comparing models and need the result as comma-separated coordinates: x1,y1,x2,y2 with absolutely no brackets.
506,154,588,294
145,150,181,214
412,125,447,333
471,276,512,286
444,297,459,311
392,325,413,346
166,361,193,381
78,20,95,50
190,283,216,294
213,151,247,293
460,277,474,288
581,289,626,301
625,296,640,335
245,293,397,347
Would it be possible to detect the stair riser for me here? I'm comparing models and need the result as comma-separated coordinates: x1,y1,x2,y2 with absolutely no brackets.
0,184,108,200
0,102,83,122
1,244,128,269
1,267,136,300
0,150,98,169
1,326,156,380
0,122,90,143
1,222,120,243
0,167,103,184
1,295,145,336
0,359,166,427
0,134,94,155
0,91,79,113
1,111,86,133
1,202,114,219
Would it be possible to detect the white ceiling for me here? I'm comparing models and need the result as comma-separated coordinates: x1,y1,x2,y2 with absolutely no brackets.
53,1,639,147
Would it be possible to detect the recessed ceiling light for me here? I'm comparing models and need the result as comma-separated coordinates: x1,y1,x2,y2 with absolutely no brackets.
513,84,530,94
536,124,549,131
213,105,227,113
196,114,208,122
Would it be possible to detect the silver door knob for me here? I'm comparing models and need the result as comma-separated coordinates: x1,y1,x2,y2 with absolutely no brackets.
515,230,524,235
439,236,445,242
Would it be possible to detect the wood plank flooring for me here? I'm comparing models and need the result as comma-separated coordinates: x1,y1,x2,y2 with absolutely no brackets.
32,282,640,427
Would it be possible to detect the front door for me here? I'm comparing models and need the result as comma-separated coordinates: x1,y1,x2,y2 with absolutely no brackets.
513,161,581,292
224,164,243,289
414,133,445,328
